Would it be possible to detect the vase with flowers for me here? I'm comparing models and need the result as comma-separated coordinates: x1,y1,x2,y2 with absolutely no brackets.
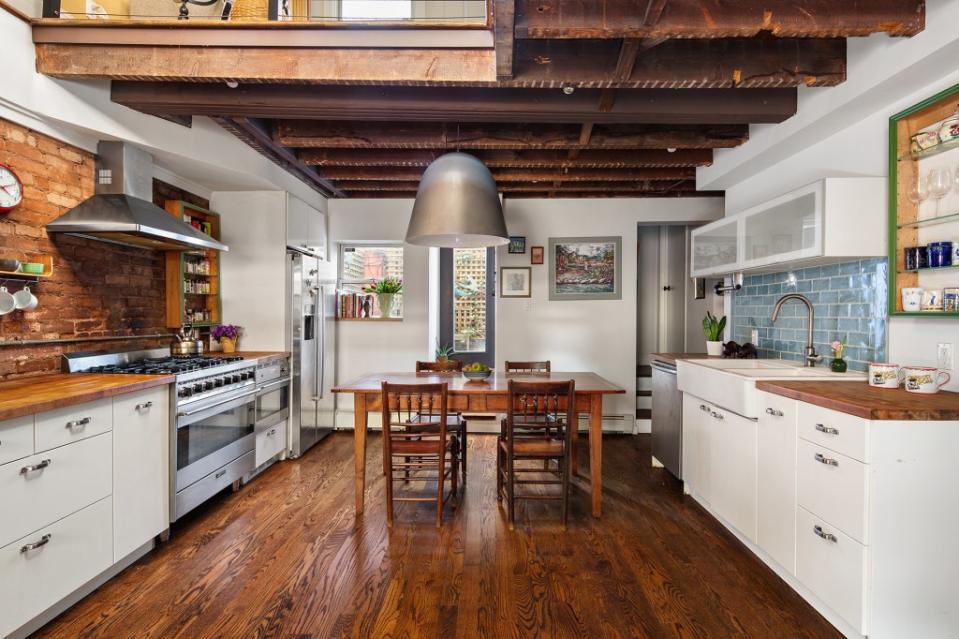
212,324,242,353
364,277,403,318
830,336,848,373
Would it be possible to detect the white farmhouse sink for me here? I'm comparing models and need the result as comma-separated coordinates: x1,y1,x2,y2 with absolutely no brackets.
676,358,865,418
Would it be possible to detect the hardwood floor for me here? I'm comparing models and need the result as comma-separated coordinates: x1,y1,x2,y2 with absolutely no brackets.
34,433,840,639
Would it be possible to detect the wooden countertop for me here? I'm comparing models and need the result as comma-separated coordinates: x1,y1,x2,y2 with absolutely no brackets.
755,380,959,421
210,351,290,361
0,373,174,422
650,353,718,365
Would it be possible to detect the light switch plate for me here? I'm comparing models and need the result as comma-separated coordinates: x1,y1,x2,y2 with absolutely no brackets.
938,343,953,370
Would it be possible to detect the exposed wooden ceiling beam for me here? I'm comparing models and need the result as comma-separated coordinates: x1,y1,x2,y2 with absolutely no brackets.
597,37,645,112
494,0,516,80
504,190,722,198
276,121,747,150
298,148,713,168
643,0,669,26
216,117,343,198
515,0,924,39
318,167,693,181
111,83,796,125
337,180,698,193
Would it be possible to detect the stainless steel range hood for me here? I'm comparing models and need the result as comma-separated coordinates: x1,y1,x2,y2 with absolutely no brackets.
46,142,228,252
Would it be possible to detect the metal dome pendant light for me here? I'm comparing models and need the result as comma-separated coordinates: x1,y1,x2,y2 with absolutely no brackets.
405,152,509,248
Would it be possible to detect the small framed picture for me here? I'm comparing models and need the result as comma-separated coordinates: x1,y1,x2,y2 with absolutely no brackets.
508,236,526,254
500,267,531,298
530,246,544,265
693,277,706,300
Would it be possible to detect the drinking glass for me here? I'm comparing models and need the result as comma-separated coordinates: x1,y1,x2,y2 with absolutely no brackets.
928,167,952,218
907,174,929,214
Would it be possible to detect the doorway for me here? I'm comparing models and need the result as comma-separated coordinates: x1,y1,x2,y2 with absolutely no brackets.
439,247,495,368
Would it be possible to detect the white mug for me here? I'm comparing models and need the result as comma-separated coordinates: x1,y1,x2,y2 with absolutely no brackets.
868,362,902,389
0,287,14,315
922,289,943,311
13,286,37,311
902,366,951,394
901,287,923,312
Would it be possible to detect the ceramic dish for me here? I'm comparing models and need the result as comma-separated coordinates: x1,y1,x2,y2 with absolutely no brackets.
18,262,44,275
911,130,940,154
463,370,492,381
0,259,20,272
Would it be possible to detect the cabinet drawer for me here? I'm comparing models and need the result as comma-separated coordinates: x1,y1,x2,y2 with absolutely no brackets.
797,402,868,462
0,415,34,466
0,497,113,639
255,421,287,467
0,433,112,549
467,395,487,412
796,506,867,633
35,397,113,453
797,439,868,544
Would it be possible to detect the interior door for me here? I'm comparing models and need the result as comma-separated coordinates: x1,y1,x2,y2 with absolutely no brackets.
660,226,687,352
439,247,495,368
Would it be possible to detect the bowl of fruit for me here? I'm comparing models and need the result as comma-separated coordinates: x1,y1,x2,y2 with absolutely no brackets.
463,363,492,381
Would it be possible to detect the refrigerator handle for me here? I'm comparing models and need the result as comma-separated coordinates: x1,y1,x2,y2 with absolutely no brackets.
313,285,323,401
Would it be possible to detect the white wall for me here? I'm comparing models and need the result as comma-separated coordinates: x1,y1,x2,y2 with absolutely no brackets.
497,198,724,431
698,1,959,391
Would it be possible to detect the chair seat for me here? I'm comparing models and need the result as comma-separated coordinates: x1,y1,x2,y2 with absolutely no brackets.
407,414,464,431
499,438,564,457
392,436,457,455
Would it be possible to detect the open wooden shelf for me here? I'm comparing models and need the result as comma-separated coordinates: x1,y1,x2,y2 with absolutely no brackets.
0,254,54,280
898,135,959,162
164,201,222,329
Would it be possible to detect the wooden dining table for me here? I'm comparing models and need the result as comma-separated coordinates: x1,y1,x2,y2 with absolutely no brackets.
332,371,625,518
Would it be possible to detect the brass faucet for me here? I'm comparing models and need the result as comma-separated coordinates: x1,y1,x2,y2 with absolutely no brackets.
771,293,823,367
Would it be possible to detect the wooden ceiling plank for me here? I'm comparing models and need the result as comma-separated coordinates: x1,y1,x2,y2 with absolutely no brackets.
318,167,694,181
514,0,924,39
111,82,797,125
298,148,713,168
643,0,669,26
337,180,699,192
494,0,516,80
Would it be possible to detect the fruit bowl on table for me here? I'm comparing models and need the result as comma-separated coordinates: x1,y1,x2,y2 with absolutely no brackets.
463,369,492,381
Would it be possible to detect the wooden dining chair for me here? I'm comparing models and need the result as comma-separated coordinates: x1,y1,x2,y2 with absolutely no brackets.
381,382,460,527
504,360,551,374
404,360,469,479
497,379,575,530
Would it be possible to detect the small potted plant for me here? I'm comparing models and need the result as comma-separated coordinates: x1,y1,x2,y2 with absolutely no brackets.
830,336,848,373
434,341,460,371
212,324,241,353
364,277,402,318
703,311,726,357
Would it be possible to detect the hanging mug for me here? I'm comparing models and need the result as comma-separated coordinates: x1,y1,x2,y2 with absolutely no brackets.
902,366,951,394
13,286,37,311
0,287,14,315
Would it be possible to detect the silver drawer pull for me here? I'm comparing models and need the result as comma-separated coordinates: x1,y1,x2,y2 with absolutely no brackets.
215,469,227,479
711,411,724,420
65,417,91,430
699,404,708,412
20,533,52,553
815,423,839,435
267,428,277,437
765,408,784,417
813,525,837,543
135,401,154,411
814,453,839,467
20,459,52,475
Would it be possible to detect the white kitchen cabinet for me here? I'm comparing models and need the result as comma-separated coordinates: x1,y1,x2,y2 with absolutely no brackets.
756,392,798,574
255,420,288,467
34,397,112,453
112,387,169,560
681,393,712,505
0,415,34,466
797,439,869,544
707,406,758,542
287,194,327,259
0,497,113,639
689,178,885,277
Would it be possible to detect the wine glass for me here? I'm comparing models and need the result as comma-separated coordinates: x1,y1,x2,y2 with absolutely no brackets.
928,167,952,218
907,174,929,216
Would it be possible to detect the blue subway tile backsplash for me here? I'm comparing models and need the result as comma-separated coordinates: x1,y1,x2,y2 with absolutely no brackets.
731,259,888,372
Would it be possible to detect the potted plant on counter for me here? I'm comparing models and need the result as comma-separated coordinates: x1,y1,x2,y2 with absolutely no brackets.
703,311,726,357
364,277,402,318
830,336,848,373
212,324,242,353
433,341,460,371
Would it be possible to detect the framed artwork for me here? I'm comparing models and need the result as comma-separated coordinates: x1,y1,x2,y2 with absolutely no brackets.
500,267,532,298
530,246,544,265
508,236,526,254
548,236,622,301
693,277,706,300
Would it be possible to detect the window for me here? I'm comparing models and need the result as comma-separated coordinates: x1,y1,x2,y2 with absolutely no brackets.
340,0,411,19
440,247,494,366
338,244,404,318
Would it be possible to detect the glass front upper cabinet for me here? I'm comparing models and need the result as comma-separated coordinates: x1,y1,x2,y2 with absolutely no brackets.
740,182,823,270
691,218,739,277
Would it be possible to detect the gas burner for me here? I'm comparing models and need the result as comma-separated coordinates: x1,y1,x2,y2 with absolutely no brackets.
80,355,247,375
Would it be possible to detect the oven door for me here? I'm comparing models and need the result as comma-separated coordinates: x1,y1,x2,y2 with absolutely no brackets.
255,378,290,430
175,389,256,491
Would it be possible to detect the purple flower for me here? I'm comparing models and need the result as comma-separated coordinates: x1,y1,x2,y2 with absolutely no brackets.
212,324,241,340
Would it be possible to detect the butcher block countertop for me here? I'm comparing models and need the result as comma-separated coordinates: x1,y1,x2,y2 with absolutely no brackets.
756,380,959,421
0,373,175,422
650,353,717,365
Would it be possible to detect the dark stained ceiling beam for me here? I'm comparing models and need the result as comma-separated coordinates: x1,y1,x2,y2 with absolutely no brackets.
298,148,713,168
514,0,924,39
318,167,693,181
494,0,516,80
276,121,748,150
337,180,698,192
512,36,846,89
111,82,797,125
643,0,669,26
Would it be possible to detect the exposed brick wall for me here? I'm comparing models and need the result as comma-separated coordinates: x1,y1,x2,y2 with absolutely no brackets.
0,118,206,379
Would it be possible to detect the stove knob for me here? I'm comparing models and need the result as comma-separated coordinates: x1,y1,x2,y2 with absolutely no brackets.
203,380,214,391
193,383,203,393
232,374,242,383
245,371,255,380
179,387,192,398
214,378,225,387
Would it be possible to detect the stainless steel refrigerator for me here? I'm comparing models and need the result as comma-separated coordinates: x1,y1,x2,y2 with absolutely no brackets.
287,247,336,457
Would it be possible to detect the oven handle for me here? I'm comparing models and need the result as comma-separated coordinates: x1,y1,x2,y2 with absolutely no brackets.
177,390,256,420
256,378,290,395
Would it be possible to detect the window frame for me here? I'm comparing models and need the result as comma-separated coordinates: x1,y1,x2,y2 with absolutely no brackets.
337,242,405,319
439,246,495,367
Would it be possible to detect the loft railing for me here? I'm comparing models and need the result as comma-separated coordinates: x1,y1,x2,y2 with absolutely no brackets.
40,0,489,23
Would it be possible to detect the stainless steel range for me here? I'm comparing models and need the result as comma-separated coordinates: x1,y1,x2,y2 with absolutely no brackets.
64,348,268,521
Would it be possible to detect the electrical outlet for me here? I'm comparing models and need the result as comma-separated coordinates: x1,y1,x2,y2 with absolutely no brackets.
938,343,953,370
750,329,759,345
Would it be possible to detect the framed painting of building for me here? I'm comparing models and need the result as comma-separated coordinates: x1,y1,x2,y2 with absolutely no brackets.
548,236,622,301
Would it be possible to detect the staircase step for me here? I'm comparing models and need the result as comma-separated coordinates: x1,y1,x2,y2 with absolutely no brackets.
637,365,652,378
636,408,652,419
636,390,652,397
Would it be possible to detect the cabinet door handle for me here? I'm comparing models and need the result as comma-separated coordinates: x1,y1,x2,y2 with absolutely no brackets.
814,453,839,467
65,417,91,430
815,423,839,435
765,408,784,417
710,411,724,420
813,525,837,543
20,459,52,475
20,533,52,554
135,401,154,411
267,428,277,437
214,469,227,479
699,404,708,412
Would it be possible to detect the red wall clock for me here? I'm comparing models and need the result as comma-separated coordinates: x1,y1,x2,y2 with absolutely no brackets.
0,163,24,212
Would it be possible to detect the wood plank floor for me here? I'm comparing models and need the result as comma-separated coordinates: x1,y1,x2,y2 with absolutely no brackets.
34,433,841,639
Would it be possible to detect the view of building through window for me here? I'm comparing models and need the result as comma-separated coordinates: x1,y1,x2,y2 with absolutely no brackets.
340,245,404,317
452,248,486,352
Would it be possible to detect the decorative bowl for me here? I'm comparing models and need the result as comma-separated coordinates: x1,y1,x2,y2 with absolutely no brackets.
19,263,44,275
0,259,20,272
463,369,492,381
